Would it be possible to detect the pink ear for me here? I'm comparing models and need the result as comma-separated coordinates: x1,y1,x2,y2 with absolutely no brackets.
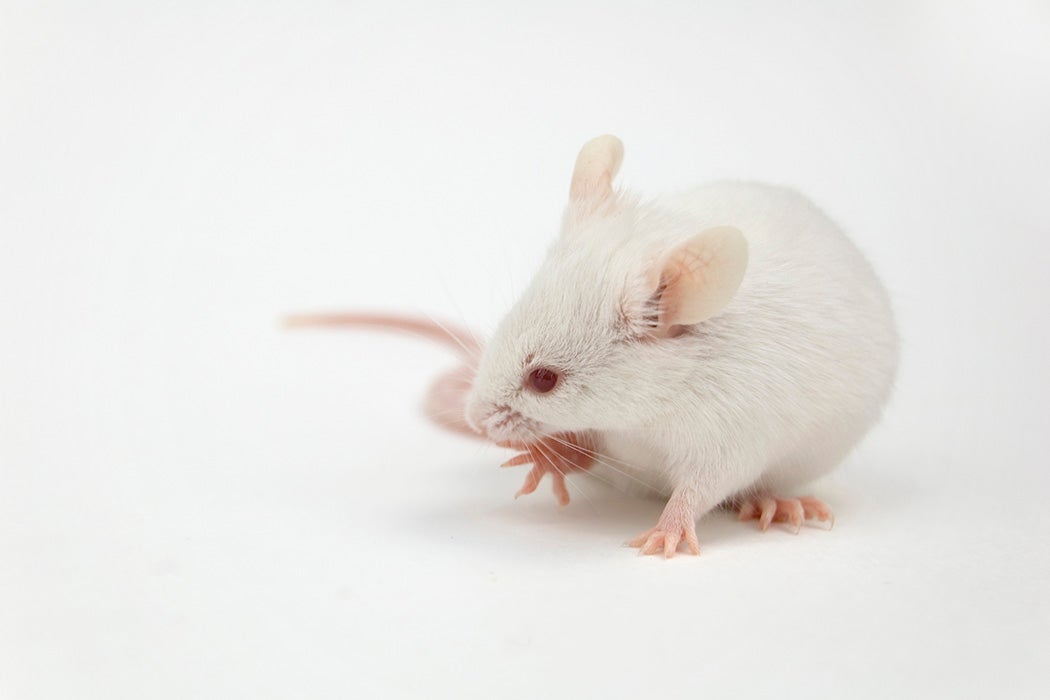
646,226,749,336
569,135,624,205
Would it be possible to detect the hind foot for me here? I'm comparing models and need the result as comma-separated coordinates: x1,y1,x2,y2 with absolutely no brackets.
626,496,701,558
737,495,834,533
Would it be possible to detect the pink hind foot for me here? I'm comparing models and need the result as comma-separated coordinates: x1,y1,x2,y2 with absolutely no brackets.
737,495,835,533
626,493,701,558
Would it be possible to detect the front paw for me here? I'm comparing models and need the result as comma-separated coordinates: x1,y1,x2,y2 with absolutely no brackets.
499,432,595,506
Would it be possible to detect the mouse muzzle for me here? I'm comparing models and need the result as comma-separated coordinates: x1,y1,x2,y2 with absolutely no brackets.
466,401,539,443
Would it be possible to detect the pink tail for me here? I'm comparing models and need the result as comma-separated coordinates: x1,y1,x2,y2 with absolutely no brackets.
284,311,482,359
285,311,484,439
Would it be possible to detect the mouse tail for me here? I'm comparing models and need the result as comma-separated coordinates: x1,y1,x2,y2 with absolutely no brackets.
284,311,485,440
283,311,483,361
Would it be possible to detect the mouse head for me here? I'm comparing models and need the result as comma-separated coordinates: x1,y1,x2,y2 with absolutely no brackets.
465,135,748,442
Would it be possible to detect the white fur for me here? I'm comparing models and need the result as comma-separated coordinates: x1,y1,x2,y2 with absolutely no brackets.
465,137,898,518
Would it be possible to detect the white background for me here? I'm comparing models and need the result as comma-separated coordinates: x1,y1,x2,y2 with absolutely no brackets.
2,1,1049,698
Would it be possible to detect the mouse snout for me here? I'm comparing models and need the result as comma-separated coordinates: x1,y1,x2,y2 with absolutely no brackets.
466,401,531,443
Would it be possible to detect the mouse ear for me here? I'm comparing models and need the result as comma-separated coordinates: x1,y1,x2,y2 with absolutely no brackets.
636,226,749,337
569,135,624,206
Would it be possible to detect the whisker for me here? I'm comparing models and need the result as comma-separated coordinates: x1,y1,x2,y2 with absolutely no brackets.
550,435,646,472
419,309,482,362
544,433,661,494
544,432,646,473
431,270,486,354
532,434,622,491
425,407,471,419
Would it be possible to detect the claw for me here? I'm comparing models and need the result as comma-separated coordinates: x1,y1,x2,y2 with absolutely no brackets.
626,527,657,548
800,496,835,529
663,531,681,558
550,473,570,507
514,465,544,498
501,453,534,467
784,499,804,534
758,497,777,531
641,533,664,556
683,528,700,555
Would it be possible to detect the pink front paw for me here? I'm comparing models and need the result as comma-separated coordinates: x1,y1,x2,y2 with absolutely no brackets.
627,507,700,558
499,432,595,506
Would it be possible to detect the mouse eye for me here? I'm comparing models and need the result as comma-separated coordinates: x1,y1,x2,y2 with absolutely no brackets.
526,367,559,394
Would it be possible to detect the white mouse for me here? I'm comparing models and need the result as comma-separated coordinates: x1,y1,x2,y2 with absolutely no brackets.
462,135,898,556
290,135,898,558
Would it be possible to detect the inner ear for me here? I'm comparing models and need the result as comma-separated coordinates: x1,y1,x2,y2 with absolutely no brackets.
643,226,749,337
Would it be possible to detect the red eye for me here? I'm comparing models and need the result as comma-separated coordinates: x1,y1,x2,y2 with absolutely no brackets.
527,367,559,393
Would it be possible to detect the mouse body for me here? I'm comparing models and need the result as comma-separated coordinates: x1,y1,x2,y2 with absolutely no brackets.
463,136,897,555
